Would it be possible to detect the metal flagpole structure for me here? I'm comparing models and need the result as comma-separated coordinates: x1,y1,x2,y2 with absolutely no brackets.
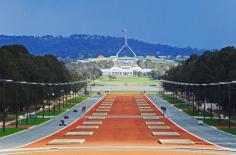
116,29,137,57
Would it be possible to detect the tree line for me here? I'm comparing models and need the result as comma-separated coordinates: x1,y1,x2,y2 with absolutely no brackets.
161,46,236,120
66,60,114,80
0,45,80,116
138,59,176,79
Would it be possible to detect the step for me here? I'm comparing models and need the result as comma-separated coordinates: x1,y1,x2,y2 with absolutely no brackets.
152,132,179,136
65,131,94,136
92,113,108,116
145,121,165,125
98,106,111,109
136,100,146,102
148,126,170,129
88,116,106,119
83,121,102,125
76,125,99,129
104,99,115,101
101,104,113,106
140,109,154,112
143,116,159,120
96,109,110,112
137,103,148,105
102,102,113,104
48,139,85,145
139,107,151,109
141,113,156,116
159,139,195,144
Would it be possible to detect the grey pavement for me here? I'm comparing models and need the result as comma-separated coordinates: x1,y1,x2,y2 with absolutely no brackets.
0,95,103,150
147,94,236,149
90,86,161,92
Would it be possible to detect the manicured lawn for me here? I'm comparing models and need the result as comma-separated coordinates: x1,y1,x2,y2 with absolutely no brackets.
17,118,50,126
199,118,236,126
3,95,89,138
93,76,160,86
0,128,25,137
158,94,211,116
220,128,236,135
65,96,88,104
38,109,65,116
159,93,236,135
184,109,211,117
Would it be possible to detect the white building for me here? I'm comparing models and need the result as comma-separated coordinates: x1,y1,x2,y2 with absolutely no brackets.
101,29,152,76
102,66,151,76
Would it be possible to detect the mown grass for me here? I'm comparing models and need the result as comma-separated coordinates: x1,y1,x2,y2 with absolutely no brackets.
219,128,236,136
158,93,236,135
4,95,89,138
199,118,236,126
0,128,25,138
93,76,160,86
158,93,211,116
17,117,50,126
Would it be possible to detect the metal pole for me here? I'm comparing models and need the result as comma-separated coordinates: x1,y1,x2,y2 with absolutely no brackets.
210,102,213,120
59,88,61,111
204,98,206,120
42,84,45,119
228,84,231,128
25,84,29,125
15,83,19,128
2,81,6,132
70,84,72,105
62,89,65,108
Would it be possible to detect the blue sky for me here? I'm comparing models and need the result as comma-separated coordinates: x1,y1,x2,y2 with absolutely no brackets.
0,0,236,49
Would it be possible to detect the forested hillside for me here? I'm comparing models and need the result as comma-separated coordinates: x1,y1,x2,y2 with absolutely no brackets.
0,35,203,59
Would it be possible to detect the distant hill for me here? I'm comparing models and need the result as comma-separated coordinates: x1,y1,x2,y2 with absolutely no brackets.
0,34,204,59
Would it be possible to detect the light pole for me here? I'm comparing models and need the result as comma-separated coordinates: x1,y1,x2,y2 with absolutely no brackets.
15,82,19,128
47,83,52,119
228,83,231,128
2,79,13,132
220,82,231,128
61,89,64,108
40,83,45,119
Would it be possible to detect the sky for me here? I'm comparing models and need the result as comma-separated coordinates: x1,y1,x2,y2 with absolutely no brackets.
0,0,236,49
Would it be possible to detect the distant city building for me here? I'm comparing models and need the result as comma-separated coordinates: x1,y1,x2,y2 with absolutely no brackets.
101,29,152,77
146,55,156,60
97,54,105,60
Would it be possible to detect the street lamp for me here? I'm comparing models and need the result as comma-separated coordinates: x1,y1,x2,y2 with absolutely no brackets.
220,82,231,128
2,79,13,132
47,83,52,119
39,83,45,119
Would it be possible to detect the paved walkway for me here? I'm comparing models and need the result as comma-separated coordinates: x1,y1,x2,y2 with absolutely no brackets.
0,95,103,150
147,94,236,149
90,86,161,92
24,94,215,150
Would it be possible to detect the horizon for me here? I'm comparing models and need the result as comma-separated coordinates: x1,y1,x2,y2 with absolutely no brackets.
0,33,206,50
1,0,236,49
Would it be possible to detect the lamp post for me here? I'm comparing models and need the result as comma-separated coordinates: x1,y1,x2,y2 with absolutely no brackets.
61,89,64,108
2,79,13,132
47,83,52,119
15,82,19,128
228,83,231,128
40,83,45,119
220,82,231,128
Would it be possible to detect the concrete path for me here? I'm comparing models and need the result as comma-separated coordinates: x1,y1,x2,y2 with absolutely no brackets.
147,94,236,149
0,95,103,150
90,86,161,92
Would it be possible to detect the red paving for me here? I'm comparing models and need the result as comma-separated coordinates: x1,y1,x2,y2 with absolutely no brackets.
23,94,218,149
